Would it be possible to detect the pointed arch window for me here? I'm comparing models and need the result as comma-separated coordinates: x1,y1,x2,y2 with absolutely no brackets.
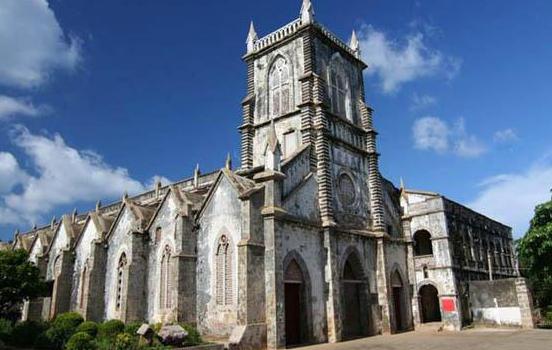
116,253,127,311
79,261,89,309
215,235,233,306
269,57,291,118
159,245,172,309
328,56,352,121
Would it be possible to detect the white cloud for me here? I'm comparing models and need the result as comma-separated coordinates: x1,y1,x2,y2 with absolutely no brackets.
0,126,164,225
412,116,487,158
358,25,461,93
452,118,487,157
410,93,437,110
493,128,519,143
0,95,48,120
469,156,552,237
0,0,80,89
0,152,28,194
413,116,449,153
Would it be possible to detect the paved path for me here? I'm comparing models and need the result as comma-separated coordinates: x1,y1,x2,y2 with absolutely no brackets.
300,329,552,350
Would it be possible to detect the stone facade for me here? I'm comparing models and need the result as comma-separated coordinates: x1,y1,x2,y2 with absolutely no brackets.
6,1,532,349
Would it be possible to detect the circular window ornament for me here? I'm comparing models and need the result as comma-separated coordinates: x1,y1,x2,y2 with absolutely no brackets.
338,173,356,207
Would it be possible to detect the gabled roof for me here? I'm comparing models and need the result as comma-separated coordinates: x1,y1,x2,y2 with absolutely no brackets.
28,228,55,258
196,168,263,219
13,232,36,252
105,196,159,241
73,210,116,249
146,185,205,231
45,214,85,255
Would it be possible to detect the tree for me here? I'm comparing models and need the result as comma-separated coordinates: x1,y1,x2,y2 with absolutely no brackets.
0,249,47,320
517,198,552,308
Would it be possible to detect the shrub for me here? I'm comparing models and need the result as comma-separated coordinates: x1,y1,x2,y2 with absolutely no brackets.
124,321,142,335
34,331,56,350
46,312,84,349
97,319,125,340
76,321,98,337
114,332,136,350
0,318,13,343
65,332,97,350
10,320,48,347
93,337,112,350
180,323,203,346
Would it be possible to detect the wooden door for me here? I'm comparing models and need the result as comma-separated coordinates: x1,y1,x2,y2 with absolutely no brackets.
285,282,301,346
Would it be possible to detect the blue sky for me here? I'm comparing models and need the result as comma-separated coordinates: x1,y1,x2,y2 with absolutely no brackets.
0,0,551,240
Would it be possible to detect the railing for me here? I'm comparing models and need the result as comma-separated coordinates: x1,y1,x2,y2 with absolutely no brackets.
254,18,302,51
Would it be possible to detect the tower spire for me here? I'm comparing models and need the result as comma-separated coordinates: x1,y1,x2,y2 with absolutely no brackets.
349,30,361,58
300,0,314,24
246,21,258,54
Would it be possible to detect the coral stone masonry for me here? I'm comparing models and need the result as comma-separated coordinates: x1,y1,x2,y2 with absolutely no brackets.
7,1,532,349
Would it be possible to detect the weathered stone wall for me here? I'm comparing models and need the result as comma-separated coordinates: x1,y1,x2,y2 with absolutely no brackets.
280,221,326,343
104,207,134,320
251,35,304,167
468,278,534,328
71,221,97,312
402,193,461,330
147,194,179,323
197,176,241,337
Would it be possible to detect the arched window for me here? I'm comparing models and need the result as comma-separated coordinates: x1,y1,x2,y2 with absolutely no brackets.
159,245,172,309
269,57,291,118
328,55,352,121
215,235,233,306
413,230,433,256
116,253,127,311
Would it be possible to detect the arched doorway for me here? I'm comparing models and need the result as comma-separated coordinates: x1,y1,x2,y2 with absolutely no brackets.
341,252,369,339
419,284,441,323
391,270,406,332
284,259,309,346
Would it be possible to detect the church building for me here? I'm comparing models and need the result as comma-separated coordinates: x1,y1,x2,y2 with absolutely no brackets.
7,1,525,349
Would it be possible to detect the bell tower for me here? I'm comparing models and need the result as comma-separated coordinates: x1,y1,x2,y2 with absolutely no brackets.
239,0,386,232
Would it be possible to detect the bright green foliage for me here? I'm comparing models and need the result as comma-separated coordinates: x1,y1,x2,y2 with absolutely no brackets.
97,319,124,340
124,321,142,335
0,249,47,320
0,318,13,342
46,312,84,349
518,198,552,308
92,337,112,350
10,320,48,347
76,321,98,337
65,332,97,350
180,323,203,346
114,332,136,350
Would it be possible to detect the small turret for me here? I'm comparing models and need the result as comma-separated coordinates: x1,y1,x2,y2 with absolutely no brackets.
225,153,233,170
155,180,163,198
349,30,361,58
300,0,315,24
194,164,201,188
96,200,102,213
246,21,258,54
